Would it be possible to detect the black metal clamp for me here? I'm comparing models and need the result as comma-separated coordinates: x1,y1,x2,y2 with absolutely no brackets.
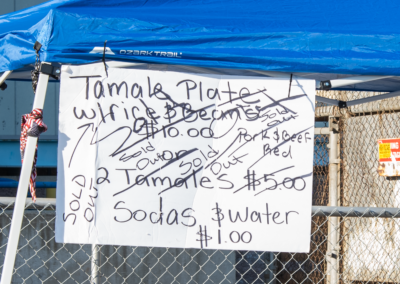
39,63,61,79
320,80,332,90
338,100,347,108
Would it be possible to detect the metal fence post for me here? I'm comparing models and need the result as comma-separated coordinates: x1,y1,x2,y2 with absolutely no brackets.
326,116,340,284
92,244,101,284
0,71,49,284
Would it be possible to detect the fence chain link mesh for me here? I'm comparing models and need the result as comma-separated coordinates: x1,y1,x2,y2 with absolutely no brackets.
1,90,399,283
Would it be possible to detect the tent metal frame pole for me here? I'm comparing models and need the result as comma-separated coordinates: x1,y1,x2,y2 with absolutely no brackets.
317,75,392,90
0,69,49,284
253,71,392,91
345,90,400,107
315,96,342,107
91,244,101,284
316,90,400,108
326,116,340,284
0,70,12,85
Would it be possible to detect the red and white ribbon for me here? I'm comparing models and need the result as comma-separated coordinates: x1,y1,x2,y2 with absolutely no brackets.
20,108,48,202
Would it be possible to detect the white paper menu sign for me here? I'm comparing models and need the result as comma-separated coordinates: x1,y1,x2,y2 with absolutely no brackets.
55,64,315,252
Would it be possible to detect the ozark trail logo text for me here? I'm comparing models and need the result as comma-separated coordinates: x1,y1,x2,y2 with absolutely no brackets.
89,47,182,58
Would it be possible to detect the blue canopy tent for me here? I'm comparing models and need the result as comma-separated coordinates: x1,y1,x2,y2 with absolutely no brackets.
1,0,400,92
0,1,399,283
1,0,391,172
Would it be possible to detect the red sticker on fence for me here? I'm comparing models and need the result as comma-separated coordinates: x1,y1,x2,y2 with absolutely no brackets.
378,138,400,162
378,138,400,176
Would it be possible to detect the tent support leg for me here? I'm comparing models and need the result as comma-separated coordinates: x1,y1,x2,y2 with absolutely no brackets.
326,116,340,284
0,72,49,284
91,244,101,284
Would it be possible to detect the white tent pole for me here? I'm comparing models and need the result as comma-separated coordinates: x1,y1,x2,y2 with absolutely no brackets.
253,71,392,89
91,244,101,284
0,71,49,284
318,75,393,89
0,70,12,85
328,75,392,88
327,117,340,284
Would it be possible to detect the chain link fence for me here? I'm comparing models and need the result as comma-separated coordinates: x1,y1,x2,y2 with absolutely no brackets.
2,90,400,283
2,202,400,283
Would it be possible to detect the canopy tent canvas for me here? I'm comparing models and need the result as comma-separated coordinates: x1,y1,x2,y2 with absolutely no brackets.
1,0,400,92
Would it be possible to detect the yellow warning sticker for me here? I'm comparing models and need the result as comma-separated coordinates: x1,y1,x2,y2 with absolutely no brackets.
379,143,391,159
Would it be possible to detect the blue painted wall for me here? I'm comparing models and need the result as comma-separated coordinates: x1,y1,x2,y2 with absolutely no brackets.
0,141,57,167
0,81,59,139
